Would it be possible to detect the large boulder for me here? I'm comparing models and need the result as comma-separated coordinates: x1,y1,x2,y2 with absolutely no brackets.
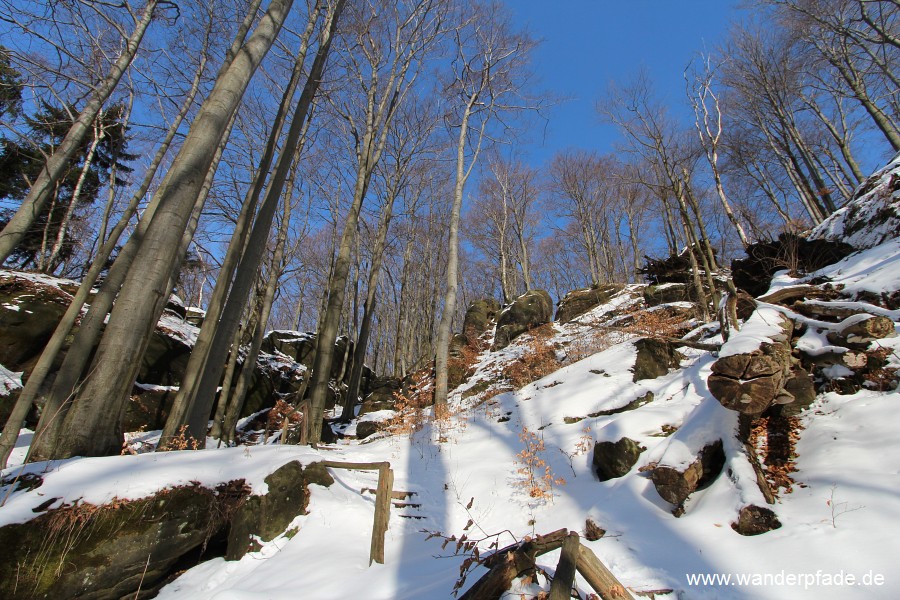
492,290,553,351
651,440,725,513
0,480,252,600
632,338,683,382
0,274,71,372
138,327,192,386
227,461,333,559
556,283,625,324
643,283,695,307
708,313,794,415
592,437,644,481
359,376,401,415
463,298,501,340
262,330,317,365
261,331,352,381
809,155,900,251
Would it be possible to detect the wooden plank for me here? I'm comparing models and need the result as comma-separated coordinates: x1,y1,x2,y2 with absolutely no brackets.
370,463,393,565
322,460,390,471
549,531,580,600
576,544,635,600
360,487,416,500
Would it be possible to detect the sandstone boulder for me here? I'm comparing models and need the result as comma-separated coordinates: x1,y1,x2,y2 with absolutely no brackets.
732,505,782,536
492,290,553,351
227,461,333,559
708,314,794,415
651,440,725,513
556,283,625,324
592,437,644,481
632,338,683,382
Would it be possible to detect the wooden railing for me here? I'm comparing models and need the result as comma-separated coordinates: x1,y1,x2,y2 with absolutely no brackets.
322,460,394,565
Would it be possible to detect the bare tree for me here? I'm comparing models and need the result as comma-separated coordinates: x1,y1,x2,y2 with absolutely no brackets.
546,150,619,286
686,54,751,247
433,1,537,406
0,0,165,261
304,0,445,444
43,0,299,459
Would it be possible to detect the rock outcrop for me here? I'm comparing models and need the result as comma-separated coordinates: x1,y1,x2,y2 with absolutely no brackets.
227,461,333,559
651,440,725,513
0,481,251,600
492,290,553,351
0,461,334,599
632,338,683,382
555,284,624,324
707,312,794,415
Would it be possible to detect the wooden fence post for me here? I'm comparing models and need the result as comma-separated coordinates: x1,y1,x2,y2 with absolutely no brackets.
549,531,580,600
321,460,393,566
370,462,394,565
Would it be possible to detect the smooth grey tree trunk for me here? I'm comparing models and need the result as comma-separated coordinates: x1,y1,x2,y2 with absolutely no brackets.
45,0,295,459
220,215,289,444
159,1,323,448
433,97,476,406
164,0,344,446
305,0,434,443
342,184,399,420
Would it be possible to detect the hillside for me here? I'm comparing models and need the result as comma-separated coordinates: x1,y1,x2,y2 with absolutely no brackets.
1,161,899,599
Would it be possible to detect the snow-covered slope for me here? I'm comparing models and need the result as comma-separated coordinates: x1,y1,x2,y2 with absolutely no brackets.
3,159,900,598
811,153,900,250
2,240,897,599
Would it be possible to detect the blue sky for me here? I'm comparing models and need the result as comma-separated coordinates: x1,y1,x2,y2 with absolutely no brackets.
505,0,744,166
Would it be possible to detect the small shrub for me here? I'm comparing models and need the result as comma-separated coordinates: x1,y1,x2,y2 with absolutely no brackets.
620,307,691,339
164,425,201,451
387,391,428,437
503,327,561,389
266,399,302,435
564,330,614,364
515,426,565,501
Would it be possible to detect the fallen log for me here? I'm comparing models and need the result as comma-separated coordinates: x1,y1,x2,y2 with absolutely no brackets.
577,543,637,600
757,285,823,305
791,300,892,319
461,529,568,600
827,314,896,346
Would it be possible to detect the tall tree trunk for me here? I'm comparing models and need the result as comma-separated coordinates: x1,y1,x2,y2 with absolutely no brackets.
434,98,476,406
29,105,231,461
163,0,344,447
210,301,255,441
0,0,160,262
220,196,291,444
43,0,295,460
342,185,399,420
159,1,324,448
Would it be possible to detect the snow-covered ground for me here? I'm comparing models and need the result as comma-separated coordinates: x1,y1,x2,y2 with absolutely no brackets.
2,229,899,597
